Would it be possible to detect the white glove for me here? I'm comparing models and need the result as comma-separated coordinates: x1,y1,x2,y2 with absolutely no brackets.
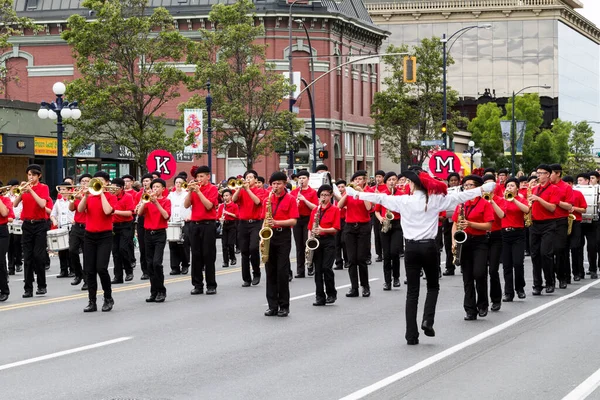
481,182,496,193
344,186,357,197
333,184,342,198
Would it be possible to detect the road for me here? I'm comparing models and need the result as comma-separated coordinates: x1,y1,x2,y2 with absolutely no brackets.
2,239,600,400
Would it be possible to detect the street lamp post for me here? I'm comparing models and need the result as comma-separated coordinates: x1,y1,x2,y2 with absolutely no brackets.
37,82,81,187
511,85,551,176
466,140,481,173
206,80,213,177
287,0,304,174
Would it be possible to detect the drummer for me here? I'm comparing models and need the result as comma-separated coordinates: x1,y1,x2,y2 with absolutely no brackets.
6,179,22,276
50,183,75,278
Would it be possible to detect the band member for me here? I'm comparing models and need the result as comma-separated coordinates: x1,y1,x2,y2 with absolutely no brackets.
375,172,403,290
167,175,191,275
290,170,318,278
263,172,299,317
138,179,171,302
14,164,50,298
590,170,600,276
0,189,15,301
78,171,118,312
549,164,573,288
347,170,494,344
184,166,219,295
564,176,587,282
337,170,372,298
135,174,153,280
371,170,387,264
589,171,599,186
333,180,348,270
309,184,340,306
232,170,266,286
7,179,23,275
217,189,238,268
51,183,74,278
529,164,561,295
122,174,137,268
482,174,505,312
110,178,135,284
442,173,460,275
69,174,91,288
453,175,494,320
493,168,509,196
500,178,529,301
576,173,597,279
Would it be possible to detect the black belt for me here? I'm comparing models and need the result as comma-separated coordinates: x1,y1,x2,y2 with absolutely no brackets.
405,238,435,244
273,227,290,232
114,221,132,226
147,229,166,235
348,222,370,227
502,227,523,232
222,220,235,224
241,219,261,223
23,219,46,224
190,220,214,225
73,223,86,228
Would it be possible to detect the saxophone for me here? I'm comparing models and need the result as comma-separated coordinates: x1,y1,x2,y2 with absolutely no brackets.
381,186,394,234
305,205,321,267
452,204,467,267
567,213,575,235
259,191,274,263
524,184,533,228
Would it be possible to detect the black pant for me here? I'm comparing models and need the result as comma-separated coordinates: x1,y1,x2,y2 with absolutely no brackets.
488,230,503,304
113,222,133,279
344,222,371,289
169,223,190,272
68,224,85,279
372,213,382,258
502,228,526,297
238,220,262,283
22,221,48,292
381,220,402,283
129,221,136,266
189,221,217,289
443,219,453,271
335,218,347,267
293,215,310,274
137,215,148,275
84,230,113,301
530,219,556,289
8,231,22,270
221,221,237,265
405,239,439,341
313,235,336,300
58,248,70,274
461,235,489,315
266,228,292,310
581,222,597,274
569,221,583,279
554,218,569,282
0,225,9,294
146,229,167,295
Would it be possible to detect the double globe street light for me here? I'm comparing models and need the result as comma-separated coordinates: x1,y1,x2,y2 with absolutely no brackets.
37,82,81,187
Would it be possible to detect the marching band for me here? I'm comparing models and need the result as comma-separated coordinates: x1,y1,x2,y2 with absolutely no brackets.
3,162,600,345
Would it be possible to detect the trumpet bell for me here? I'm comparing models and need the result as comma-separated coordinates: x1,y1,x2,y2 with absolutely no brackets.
504,191,515,201
482,192,492,201
141,193,151,203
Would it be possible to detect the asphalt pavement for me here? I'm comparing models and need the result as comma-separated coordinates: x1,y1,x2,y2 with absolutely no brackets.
2,238,600,400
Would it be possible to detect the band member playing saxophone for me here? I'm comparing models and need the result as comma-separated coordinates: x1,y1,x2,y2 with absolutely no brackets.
375,172,403,290
308,185,340,306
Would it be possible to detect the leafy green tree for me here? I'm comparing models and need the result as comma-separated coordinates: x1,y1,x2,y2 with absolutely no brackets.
565,121,597,174
180,0,300,169
62,0,189,171
467,102,506,166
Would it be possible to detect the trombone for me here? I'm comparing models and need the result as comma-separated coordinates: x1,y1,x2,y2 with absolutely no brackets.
88,178,120,196
0,185,12,195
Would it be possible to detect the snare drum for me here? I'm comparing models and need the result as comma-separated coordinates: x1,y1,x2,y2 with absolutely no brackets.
167,221,183,242
47,228,70,251
574,185,599,223
8,223,13,234
446,186,463,220
11,221,23,235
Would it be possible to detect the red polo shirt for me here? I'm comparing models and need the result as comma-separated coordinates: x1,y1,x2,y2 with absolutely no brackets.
73,199,87,224
235,186,266,220
553,180,574,219
261,191,299,228
531,182,561,221
452,198,494,236
571,189,587,222
20,183,50,220
345,196,371,224
490,195,505,232
0,196,15,225
85,193,118,233
494,182,505,197
113,191,135,223
290,186,318,217
189,184,219,221
218,202,239,221
308,203,340,236
501,195,528,229
143,197,171,230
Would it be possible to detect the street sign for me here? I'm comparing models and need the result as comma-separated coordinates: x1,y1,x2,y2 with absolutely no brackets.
428,150,462,180
421,140,444,146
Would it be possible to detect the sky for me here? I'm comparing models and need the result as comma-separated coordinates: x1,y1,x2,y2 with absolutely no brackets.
578,0,600,27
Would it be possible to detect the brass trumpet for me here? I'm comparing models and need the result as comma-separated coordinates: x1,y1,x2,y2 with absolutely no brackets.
0,185,12,195
348,183,363,192
482,192,492,201
504,191,515,201
141,190,152,203
182,180,198,191
13,181,31,196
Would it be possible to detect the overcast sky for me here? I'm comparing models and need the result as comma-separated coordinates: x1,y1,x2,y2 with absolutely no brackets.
578,0,600,27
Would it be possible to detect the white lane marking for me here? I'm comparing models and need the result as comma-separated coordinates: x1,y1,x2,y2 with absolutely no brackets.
0,337,133,371
562,367,600,400
289,278,380,302
339,279,600,400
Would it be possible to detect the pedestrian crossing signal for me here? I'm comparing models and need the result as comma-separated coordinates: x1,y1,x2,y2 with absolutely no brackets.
318,150,329,159
403,56,417,83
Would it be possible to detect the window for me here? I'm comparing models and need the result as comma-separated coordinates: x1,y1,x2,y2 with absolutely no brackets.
345,160,354,181
356,133,363,157
345,132,353,156
228,143,243,158
366,135,374,157
365,161,374,178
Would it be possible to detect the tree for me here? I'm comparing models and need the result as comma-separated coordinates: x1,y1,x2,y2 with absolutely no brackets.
180,0,300,169
467,102,506,167
565,121,597,175
62,0,189,171
372,39,464,168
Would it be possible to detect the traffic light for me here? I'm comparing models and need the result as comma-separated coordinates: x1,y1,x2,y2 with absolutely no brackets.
403,56,417,83
441,122,447,134
318,150,329,159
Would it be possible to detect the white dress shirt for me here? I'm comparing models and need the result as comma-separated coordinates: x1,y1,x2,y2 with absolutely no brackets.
357,188,483,240
50,198,75,228
167,189,191,222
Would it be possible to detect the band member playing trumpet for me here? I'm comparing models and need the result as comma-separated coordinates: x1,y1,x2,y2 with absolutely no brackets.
263,172,299,317
110,178,135,284
135,174,153,280
78,171,117,312
138,179,171,303
549,164,574,289
563,175,587,282
482,174,505,312
51,183,75,278
217,189,238,268
167,175,191,275
576,173,597,279
184,166,219,295
333,180,348,270
375,172,403,290
68,174,91,288
499,178,529,302
0,186,15,301
308,184,340,306
442,173,461,276
122,174,137,269
7,179,23,276
14,164,50,298
290,170,318,278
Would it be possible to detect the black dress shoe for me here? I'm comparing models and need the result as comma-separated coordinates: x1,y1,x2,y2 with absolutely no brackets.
206,288,217,295
346,288,359,297
591,272,598,279
393,278,401,287
170,270,181,275
45,264,50,270
252,276,261,286
83,301,97,312
57,271,70,278
559,281,567,289
362,288,371,297
71,276,82,286
421,320,435,337
81,282,88,291
155,293,166,303
288,274,293,282
491,302,501,312
111,278,124,284
140,273,149,280
8,270,14,276
264,308,278,316
406,338,419,345
68,272,75,278
464,314,477,321
190,287,203,295
294,273,305,278
16,265,23,272
101,297,114,312
375,256,383,262
419,270,424,277
36,288,47,296
478,308,488,317
333,265,343,270
242,281,251,287
235,248,241,254
181,267,189,275
313,299,326,306
23,291,33,298
344,262,349,269
277,308,289,317
383,282,391,291
222,264,229,268
502,294,514,302
517,291,526,299
230,258,237,266
546,285,555,293
574,275,581,282
366,259,372,265
125,273,134,282
0,293,8,302
325,295,337,304
532,287,542,296
307,265,314,276
146,295,157,303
